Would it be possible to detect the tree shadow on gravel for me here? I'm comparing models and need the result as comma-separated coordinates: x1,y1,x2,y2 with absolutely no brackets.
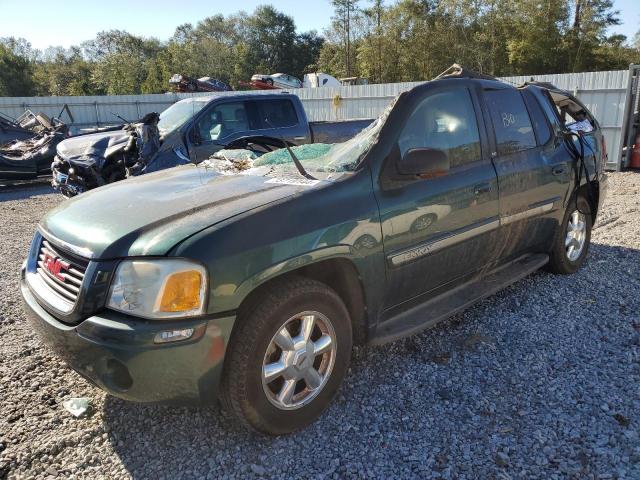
0,183,54,202
100,242,640,478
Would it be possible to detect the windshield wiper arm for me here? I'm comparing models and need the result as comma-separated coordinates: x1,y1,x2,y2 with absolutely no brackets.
264,118,316,180
281,139,316,180
111,112,131,124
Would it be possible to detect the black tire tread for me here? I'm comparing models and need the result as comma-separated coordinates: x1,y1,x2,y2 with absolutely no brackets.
220,275,350,433
547,194,593,274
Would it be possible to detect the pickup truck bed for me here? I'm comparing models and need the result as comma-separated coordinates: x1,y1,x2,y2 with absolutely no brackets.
309,119,373,144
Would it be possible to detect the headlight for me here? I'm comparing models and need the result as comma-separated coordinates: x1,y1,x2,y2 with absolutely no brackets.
107,259,207,319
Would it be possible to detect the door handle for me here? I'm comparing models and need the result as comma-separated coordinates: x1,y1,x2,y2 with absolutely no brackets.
474,183,492,195
552,165,567,175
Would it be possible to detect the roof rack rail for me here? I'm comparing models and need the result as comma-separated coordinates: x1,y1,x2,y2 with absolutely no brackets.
521,80,569,93
434,63,499,81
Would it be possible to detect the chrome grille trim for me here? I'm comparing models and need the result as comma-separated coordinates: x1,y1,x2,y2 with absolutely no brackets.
32,238,88,309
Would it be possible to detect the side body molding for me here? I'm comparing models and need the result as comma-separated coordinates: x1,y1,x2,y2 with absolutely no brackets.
387,200,557,267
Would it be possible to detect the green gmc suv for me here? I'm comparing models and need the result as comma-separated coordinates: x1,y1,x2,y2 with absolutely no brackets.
21,69,607,434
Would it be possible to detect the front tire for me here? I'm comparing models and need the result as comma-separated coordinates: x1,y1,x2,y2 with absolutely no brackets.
220,277,352,435
547,195,592,274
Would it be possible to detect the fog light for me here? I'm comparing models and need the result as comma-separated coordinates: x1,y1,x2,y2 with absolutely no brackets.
154,328,195,344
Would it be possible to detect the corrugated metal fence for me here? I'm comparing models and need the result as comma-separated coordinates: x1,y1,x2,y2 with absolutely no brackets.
0,69,634,169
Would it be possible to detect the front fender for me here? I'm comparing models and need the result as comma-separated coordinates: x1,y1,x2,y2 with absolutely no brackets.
232,245,353,306
169,170,386,320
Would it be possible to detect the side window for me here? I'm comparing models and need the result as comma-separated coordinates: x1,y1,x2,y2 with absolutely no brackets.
537,90,563,132
484,89,536,155
196,102,249,142
397,89,481,169
258,99,299,128
522,90,553,146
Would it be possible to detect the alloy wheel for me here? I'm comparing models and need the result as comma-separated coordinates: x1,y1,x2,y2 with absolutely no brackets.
565,210,587,262
261,311,337,410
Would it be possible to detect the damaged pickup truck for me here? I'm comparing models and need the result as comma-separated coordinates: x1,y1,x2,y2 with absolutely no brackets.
22,66,607,435
52,92,372,196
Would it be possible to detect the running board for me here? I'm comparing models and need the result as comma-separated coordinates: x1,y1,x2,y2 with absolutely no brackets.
370,253,549,345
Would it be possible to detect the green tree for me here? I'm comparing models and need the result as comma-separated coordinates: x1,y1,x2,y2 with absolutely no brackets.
330,0,361,77
566,0,621,71
0,38,35,96
506,0,570,75
85,30,162,95
32,47,99,96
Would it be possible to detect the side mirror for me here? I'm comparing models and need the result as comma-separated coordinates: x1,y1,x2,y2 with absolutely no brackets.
398,147,449,177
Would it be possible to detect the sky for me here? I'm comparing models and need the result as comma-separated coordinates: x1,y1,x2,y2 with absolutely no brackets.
0,0,638,51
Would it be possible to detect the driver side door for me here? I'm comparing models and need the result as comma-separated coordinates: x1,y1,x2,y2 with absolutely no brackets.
375,85,500,309
188,101,255,162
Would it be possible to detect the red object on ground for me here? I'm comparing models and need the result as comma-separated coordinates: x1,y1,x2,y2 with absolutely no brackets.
630,132,640,168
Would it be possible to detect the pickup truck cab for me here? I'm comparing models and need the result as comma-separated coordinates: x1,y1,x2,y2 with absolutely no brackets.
51,92,371,195
22,69,607,435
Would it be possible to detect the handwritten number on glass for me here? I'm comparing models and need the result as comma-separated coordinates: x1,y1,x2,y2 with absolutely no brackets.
502,112,516,127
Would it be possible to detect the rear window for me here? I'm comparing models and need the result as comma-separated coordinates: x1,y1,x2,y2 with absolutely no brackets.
484,89,536,155
522,90,553,146
258,99,299,128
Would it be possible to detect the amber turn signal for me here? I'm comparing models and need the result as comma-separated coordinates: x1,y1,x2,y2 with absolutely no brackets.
158,270,203,313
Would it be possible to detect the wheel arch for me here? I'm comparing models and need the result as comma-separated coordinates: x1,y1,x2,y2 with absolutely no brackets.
576,179,599,218
235,257,369,345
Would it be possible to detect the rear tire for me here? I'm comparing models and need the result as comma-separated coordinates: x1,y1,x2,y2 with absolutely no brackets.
547,195,592,274
220,277,352,435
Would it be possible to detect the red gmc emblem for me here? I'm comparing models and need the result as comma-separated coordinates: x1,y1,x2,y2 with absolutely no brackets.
43,253,70,281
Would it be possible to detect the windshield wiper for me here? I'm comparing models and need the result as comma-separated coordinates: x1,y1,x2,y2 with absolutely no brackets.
281,139,317,180
264,118,316,180
111,112,131,124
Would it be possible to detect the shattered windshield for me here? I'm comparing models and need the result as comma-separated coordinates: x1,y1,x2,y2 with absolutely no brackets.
157,99,207,136
268,108,390,176
202,97,395,181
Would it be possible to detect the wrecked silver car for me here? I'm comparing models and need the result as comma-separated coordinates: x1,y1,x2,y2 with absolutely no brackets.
51,113,160,197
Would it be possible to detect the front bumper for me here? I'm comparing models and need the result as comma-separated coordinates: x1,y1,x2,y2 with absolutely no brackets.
21,275,235,405
51,156,84,197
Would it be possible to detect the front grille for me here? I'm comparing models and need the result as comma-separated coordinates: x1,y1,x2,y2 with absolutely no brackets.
35,239,88,305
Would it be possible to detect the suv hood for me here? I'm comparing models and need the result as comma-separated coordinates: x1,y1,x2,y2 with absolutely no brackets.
57,130,130,165
40,165,315,259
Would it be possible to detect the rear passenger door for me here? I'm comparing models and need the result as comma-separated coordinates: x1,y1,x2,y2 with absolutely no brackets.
481,87,571,259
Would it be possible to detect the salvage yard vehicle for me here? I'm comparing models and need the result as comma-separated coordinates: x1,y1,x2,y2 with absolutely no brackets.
21,66,607,435
0,111,70,182
0,112,36,145
51,112,161,196
169,74,232,93
51,92,372,196
250,73,302,89
0,109,70,146
303,73,342,88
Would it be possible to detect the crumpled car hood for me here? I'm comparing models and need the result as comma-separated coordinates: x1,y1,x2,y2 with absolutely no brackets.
40,164,318,259
56,130,130,166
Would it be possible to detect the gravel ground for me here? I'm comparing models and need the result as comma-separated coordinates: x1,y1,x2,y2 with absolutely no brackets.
1,173,639,479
